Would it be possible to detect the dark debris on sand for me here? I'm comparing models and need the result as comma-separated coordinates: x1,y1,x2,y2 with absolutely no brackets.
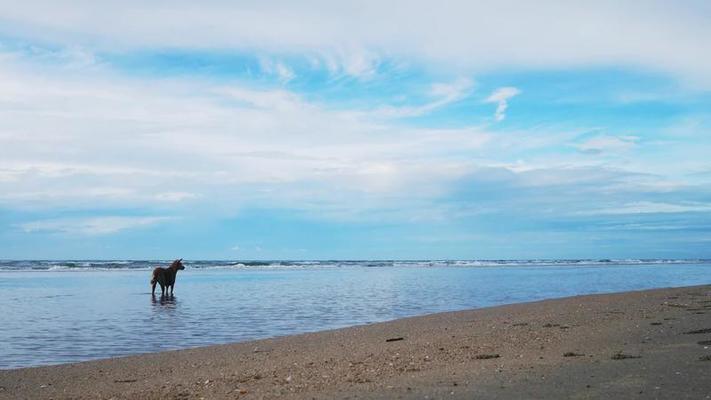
683,328,711,335
611,352,642,360
563,352,585,357
474,354,500,360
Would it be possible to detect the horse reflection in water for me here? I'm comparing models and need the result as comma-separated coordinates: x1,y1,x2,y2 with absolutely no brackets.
151,292,178,306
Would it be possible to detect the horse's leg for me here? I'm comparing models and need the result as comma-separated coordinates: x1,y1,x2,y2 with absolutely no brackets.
151,281,157,295
156,274,166,296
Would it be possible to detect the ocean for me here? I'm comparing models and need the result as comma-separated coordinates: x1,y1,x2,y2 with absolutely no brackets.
1,259,709,369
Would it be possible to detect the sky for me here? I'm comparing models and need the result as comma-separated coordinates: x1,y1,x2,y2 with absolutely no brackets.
1,1,711,260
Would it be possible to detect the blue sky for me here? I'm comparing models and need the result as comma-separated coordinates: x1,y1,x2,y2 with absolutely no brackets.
1,1,711,259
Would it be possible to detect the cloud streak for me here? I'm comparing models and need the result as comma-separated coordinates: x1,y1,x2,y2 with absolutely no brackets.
372,78,474,118
18,216,174,235
581,201,711,216
575,135,639,154
485,87,521,121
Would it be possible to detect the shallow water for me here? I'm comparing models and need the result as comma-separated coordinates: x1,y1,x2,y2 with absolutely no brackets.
1,261,710,369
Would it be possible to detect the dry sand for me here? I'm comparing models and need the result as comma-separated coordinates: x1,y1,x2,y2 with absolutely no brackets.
2,285,710,399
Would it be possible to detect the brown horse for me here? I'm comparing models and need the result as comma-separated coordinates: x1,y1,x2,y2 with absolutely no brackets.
151,258,185,296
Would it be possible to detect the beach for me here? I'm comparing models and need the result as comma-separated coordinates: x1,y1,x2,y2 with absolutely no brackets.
3,2,710,399
2,284,710,399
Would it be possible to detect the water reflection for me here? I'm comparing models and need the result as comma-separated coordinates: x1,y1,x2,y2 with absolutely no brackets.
151,293,178,307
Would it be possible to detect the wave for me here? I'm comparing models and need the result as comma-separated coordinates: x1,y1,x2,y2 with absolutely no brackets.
0,259,708,272
0,260,159,271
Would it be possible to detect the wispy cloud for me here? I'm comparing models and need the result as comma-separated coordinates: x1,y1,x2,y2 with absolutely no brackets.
18,216,174,235
485,87,520,121
373,78,474,118
258,56,295,83
575,135,639,154
581,201,711,216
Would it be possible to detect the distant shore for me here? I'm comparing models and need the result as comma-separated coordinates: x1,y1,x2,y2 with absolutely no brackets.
2,285,710,399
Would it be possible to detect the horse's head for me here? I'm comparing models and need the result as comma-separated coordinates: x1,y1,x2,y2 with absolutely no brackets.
172,258,185,270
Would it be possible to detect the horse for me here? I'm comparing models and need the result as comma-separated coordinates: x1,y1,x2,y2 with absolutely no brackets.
151,258,185,296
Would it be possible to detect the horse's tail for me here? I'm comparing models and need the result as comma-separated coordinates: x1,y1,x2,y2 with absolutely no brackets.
150,277,156,285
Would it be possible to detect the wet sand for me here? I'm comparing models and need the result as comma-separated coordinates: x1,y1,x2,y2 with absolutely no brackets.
1,285,710,399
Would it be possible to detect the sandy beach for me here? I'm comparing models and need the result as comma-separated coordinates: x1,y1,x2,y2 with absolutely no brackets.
2,285,710,399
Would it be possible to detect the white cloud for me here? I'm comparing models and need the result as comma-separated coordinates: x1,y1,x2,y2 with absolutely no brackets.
583,201,711,216
337,47,380,79
373,77,474,118
258,57,296,83
152,192,199,202
2,2,709,85
0,32,708,227
18,216,174,235
485,87,521,121
0,51,491,214
429,78,473,99
575,135,639,154
1,44,703,225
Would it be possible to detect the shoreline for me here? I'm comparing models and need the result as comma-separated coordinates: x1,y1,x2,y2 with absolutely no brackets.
1,285,710,399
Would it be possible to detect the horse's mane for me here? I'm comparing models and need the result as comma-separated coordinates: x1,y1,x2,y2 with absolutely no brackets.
169,258,183,268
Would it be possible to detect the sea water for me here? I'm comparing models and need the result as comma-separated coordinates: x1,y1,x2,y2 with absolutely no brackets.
0,260,709,369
